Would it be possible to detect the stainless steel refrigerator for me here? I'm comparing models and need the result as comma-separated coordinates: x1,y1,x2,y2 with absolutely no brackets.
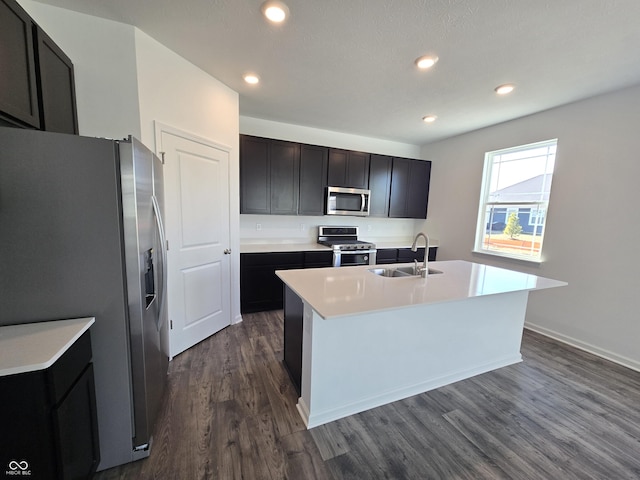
0,127,169,471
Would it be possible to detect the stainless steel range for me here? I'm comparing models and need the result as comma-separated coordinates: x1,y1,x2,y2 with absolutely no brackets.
317,225,377,267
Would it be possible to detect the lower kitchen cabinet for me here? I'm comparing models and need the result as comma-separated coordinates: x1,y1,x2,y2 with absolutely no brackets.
0,328,100,479
283,285,304,394
376,247,437,264
240,252,304,313
303,251,333,269
240,251,333,313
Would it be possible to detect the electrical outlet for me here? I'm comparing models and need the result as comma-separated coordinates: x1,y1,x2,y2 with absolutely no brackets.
367,224,372,232
256,223,261,231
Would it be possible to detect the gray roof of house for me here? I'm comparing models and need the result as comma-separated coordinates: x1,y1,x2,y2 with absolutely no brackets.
489,174,552,203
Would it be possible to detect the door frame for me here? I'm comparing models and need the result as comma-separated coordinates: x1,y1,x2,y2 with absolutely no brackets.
153,121,241,358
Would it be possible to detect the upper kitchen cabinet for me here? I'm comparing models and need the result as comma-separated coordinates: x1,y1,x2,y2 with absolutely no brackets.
270,139,300,214
34,26,79,134
299,144,328,216
0,0,40,129
240,135,300,215
368,154,392,217
328,148,370,189
0,0,78,133
389,157,432,219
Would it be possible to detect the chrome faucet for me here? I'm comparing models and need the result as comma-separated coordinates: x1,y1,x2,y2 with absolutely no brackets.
411,232,430,277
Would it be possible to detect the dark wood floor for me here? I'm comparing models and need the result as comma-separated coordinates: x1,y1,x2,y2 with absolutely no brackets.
95,310,640,480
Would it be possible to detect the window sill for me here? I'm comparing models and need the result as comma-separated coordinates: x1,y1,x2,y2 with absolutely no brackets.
472,249,542,266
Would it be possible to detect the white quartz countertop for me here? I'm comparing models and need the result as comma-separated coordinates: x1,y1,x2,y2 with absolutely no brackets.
241,243,332,253
0,317,95,376
240,238,439,253
276,260,566,319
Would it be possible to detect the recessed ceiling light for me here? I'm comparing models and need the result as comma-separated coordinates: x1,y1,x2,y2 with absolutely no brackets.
261,1,289,23
422,115,437,123
243,73,260,85
415,55,439,70
495,84,515,95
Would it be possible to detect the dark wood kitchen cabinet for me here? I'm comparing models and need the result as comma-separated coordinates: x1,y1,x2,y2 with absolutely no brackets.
34,26,79,134
240,135,300,215
368,154,393,217
328,148,370,189
0,327,100,480
376,247,437,264
240,252,304,313
298,144,328,216
0,0,78,133
240,250,333,313
389,157,431,219
283,285,304,394
0,0,40,128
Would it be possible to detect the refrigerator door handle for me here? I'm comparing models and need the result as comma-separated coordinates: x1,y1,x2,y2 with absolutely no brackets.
151,195,168,331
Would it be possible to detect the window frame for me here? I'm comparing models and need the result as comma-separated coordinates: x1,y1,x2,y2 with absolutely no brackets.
473,139,557,263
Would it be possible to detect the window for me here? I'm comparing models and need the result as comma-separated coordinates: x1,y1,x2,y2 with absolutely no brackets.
474,139,557,262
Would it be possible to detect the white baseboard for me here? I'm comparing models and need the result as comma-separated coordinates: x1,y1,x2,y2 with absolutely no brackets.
525,323,640,373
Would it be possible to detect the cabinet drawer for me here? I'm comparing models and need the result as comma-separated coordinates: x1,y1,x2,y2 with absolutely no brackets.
241,252,304,267
47,330,92,404
375,248,398,264
304,251,333,267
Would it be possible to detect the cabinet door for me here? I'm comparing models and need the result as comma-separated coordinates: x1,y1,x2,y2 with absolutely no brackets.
270,140,300,215
368,154,392,217
375,248,397,264
303,250,333,268
54,364,100,479
34,26,78,134
389,158,431,219
346,151,370,189
328,149,370,189
240,135,270,214
328,148,348,187
299,144,328,216
240,252,304,312
406,159,431,218
0,0,40,128
283,285,304,395
389,158,411,217
397,247,424,263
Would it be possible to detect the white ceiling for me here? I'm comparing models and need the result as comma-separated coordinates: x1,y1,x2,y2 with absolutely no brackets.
35,0,640,145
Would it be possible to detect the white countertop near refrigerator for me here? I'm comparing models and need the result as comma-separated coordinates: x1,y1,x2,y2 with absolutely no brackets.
276,260,566,319
0,317,95,376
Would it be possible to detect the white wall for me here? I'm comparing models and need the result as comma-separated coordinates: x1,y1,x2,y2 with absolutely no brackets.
20,1,141,139
240,116,425,242
133,30,241,323
421,84,640,371
20,1,242,323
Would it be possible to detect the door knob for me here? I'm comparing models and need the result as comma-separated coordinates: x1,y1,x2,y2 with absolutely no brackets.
223,248,232,254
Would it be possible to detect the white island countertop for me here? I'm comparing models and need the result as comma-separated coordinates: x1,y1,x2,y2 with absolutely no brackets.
277,260,566,319
0,317,95,377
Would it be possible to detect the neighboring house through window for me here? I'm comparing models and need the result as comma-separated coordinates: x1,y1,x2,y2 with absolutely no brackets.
474,139,557,261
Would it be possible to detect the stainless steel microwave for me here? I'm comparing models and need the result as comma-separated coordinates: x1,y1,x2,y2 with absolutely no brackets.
326,186,370,216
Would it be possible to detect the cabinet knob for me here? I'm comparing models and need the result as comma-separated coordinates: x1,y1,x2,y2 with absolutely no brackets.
224,248,232,255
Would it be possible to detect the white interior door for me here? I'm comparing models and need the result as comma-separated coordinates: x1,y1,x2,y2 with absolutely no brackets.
158,127,231,358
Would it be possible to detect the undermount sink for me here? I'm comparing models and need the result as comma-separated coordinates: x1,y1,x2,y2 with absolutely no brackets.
368,266,443,278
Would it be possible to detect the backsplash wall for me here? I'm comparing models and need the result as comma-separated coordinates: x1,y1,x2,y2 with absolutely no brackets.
240,215,422,244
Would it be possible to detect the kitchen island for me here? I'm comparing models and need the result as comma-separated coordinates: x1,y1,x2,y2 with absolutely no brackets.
276,260,566,428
